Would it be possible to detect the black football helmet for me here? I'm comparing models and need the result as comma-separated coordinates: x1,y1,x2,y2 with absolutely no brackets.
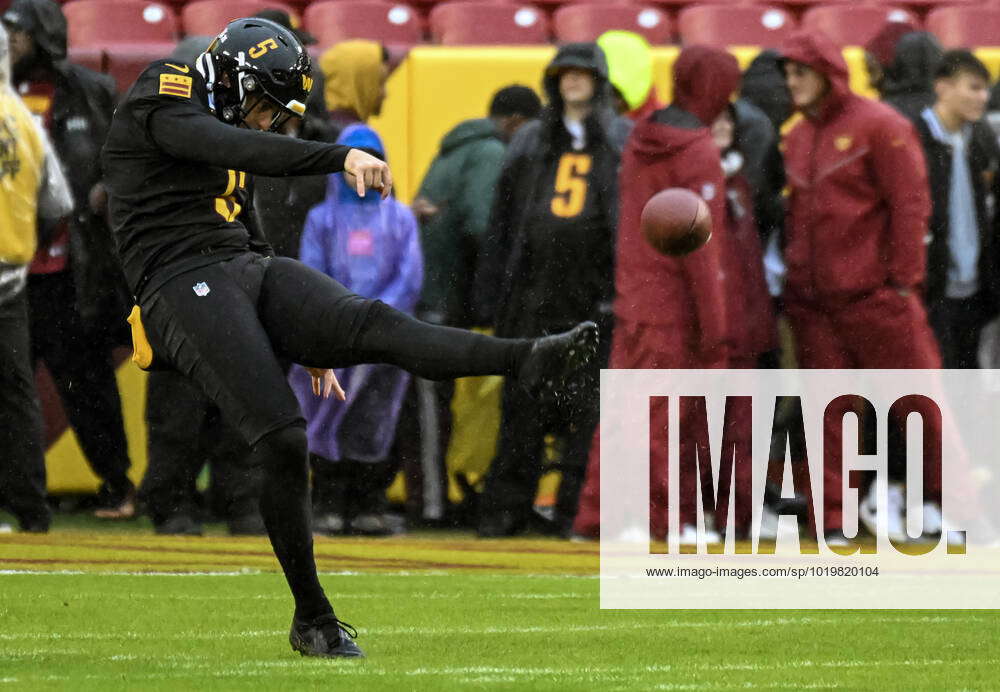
197,17,313,131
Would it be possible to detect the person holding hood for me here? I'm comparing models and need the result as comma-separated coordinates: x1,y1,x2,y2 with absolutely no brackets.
476,42,630,538
2,0,136,518
572,45,741,542
289,124,423,536
779,30,943,544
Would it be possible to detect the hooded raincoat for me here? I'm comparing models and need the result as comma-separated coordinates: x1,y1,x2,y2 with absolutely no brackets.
475,42,632,336
288,125,423,463
574,46,744,540
416,118,506,326
319,40,385,135
781,30,932,304
780,31,942,532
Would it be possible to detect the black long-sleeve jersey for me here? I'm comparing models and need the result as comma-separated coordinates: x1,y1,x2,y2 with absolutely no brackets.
102,59,352,299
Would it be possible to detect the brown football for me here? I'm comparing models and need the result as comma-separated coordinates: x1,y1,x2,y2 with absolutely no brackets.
640,188,712,256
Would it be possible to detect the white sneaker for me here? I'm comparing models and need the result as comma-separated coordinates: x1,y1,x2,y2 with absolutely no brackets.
758,505,779,541
679,523,721,544
922,502,943,536
617,525,648,543
859,482,907,541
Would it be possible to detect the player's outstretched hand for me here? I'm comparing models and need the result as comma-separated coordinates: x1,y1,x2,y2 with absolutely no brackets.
305,367,347,401
344,148,393,200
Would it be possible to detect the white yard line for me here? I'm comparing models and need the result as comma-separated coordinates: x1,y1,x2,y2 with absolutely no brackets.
0,615,986,644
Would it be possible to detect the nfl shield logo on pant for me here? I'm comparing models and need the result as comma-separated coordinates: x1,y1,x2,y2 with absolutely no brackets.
192,281,210,297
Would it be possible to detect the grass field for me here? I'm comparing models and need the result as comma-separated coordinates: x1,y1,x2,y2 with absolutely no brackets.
2,517,998,690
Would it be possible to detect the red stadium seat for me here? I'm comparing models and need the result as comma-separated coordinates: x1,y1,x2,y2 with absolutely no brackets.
677,4,796,48
644,0,744,7
925,6,1000,48
552,4,672,43
894,0,977,6
104,44,177,92
304,1,422,47
182,0,298,37
429,2,550,45
62,0,178,47
801,5,918,47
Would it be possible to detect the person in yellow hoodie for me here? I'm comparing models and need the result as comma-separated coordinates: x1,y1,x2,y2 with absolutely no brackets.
0,24,72,532
319,39,389,137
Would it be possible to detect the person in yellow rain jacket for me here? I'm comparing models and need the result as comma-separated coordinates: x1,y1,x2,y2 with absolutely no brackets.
0,23,72,532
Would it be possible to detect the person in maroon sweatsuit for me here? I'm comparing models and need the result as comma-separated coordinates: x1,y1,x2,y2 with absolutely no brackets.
779,30,942,542
572,46,742,541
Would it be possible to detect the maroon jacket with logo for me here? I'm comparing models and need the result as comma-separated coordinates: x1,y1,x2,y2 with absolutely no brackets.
613,46,741,365
781,30,931,303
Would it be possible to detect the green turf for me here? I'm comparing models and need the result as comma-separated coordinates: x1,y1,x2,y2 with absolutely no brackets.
2,569,999,690
2,522,998,689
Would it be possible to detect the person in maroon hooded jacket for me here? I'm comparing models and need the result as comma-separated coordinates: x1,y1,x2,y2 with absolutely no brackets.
779,31,943,544
572,46,742,542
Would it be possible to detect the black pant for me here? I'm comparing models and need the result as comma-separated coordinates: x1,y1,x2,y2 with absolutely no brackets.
311,456,397,518
480,318,610,527
928,292,992,369
142,370,259,525
0,290,51,529
142,252,529,618
28,271,132,500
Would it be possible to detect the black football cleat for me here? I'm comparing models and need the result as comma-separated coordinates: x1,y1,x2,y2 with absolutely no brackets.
289,614,365,659
518,321,599,401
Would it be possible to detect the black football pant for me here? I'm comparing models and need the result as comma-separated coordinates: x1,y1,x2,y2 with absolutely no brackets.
480,317,611,532
927,292,991,369
142,370,259,526
28,271,133,503
0,290,51,530
142,253,530,619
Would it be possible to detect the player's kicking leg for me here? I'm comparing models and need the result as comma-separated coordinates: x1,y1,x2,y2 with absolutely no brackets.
258,256,599,401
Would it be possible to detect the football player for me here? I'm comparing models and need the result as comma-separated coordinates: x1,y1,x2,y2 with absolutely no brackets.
102,17,597,658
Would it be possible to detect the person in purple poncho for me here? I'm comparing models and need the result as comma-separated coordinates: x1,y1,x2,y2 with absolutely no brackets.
289,123,423,536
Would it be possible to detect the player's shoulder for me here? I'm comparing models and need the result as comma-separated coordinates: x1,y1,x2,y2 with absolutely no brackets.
126,59,206,106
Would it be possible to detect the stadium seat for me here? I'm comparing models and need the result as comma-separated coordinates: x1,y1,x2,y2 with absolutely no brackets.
62,0,178,47
304,1,422,47
552,4,672,43
182,0,298,37
104,44,177,93
801,5,918,47
925,6,1000,49
676,4,796,48
429,2,550,44
896,0,976,6
640,0,741,6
